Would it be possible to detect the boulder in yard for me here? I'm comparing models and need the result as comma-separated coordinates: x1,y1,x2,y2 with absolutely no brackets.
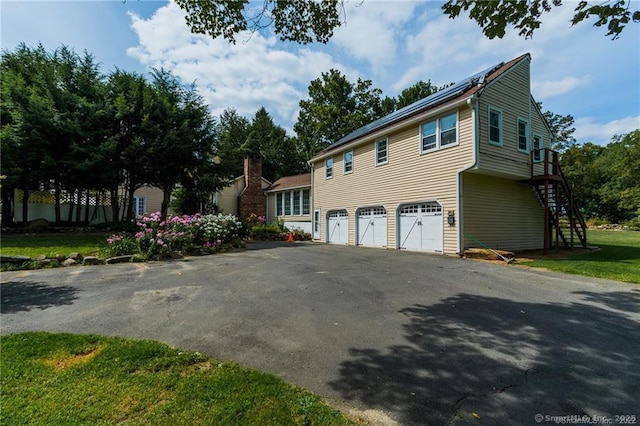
68,252,83,261
0,255,31,264
26,218,50,229
62,258,78,267
82,256,101,265
106,255,133,264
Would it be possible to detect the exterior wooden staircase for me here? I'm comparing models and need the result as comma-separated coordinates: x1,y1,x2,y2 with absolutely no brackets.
527,148,587,253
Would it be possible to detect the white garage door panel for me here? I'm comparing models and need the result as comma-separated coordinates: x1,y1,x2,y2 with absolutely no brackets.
357,207,387,247
327,210,349,244
399,202,443,253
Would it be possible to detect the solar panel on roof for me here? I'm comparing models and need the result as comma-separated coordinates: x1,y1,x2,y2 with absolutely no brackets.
321,61,504,153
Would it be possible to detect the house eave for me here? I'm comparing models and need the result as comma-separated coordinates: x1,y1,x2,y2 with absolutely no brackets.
309,95,474,164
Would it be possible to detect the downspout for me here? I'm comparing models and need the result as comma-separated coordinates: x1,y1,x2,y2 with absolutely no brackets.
308,160,315,240
456,96,479,255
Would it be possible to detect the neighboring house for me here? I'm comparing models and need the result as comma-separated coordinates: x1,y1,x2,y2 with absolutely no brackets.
308,53,586,255
132,185,164,217
214,159,271,217
265,173,312,233
214,156,271,220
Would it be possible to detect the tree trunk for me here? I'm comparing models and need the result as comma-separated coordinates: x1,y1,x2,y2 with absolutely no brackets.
110,188,119,224
21,186,29,227
84,189,90,224
54,179,61,225
1,184,15,226
67,188,75,223
75,188,83,223
161,185,173,220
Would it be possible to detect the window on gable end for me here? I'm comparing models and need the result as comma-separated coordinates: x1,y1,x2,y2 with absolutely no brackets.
533,134,543,162
517,118,529,152
376,138,388,165
488,107,502,145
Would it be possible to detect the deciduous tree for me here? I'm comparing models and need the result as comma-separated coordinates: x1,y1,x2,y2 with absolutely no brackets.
294,69,385,159
175,0,638,45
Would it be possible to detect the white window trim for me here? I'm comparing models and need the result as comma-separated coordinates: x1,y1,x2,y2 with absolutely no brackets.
325,157,333,179
517,117,530,153
275,190,310,217
133,196,145,217
344,150,353,174
488,106,503,146
532,133,543,163
420,111,459,154
375,137,388,166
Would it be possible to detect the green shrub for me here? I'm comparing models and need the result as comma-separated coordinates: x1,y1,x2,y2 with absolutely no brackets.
624,216,640,231
96,221,138,233
104,233,139,257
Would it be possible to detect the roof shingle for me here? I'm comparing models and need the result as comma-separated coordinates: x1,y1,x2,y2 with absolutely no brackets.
266,173,311,191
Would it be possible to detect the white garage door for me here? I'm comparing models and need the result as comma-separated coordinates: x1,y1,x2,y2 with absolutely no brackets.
357,207,387,247
327,210,349,244
398,202,443,253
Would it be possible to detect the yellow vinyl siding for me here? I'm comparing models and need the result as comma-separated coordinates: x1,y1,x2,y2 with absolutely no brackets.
218,177,271,216
217,178,244,215
462,172,544,251
133,186,164,215
478,57,535,178
266,192,311,223
313,105,474,254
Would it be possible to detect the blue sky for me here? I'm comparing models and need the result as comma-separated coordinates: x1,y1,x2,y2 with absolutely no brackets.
2,0,639,145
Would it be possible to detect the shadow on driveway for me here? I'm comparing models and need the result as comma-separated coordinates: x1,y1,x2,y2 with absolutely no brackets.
329,292,640,425
1,281,79,314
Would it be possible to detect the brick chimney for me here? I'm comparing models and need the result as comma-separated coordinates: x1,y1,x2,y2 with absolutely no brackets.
238,156,265,221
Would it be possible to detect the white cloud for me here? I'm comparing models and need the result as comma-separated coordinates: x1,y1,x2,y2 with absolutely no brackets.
123,0,639,142
574,116,640,145
532,75,592,99
127,1,348,130
331,1,417,69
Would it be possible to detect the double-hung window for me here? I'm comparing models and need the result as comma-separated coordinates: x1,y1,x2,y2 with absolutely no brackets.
421,121,437,151
533,134,543,162
488,107,502,145
440,113,457,147
421,112,458,153
376,138,388,165
344,150,353,174
325,157,333,179
517,118,529,152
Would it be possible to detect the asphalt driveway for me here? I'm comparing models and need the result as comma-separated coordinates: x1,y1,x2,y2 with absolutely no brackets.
2,241,639,425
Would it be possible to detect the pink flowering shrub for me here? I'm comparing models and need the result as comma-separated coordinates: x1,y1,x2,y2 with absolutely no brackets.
133,212,244,258
104,233,139,257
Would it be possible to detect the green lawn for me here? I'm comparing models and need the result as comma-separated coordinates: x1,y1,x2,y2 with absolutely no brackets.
520,229,640,284
0,234,107,258
1,332,355,426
